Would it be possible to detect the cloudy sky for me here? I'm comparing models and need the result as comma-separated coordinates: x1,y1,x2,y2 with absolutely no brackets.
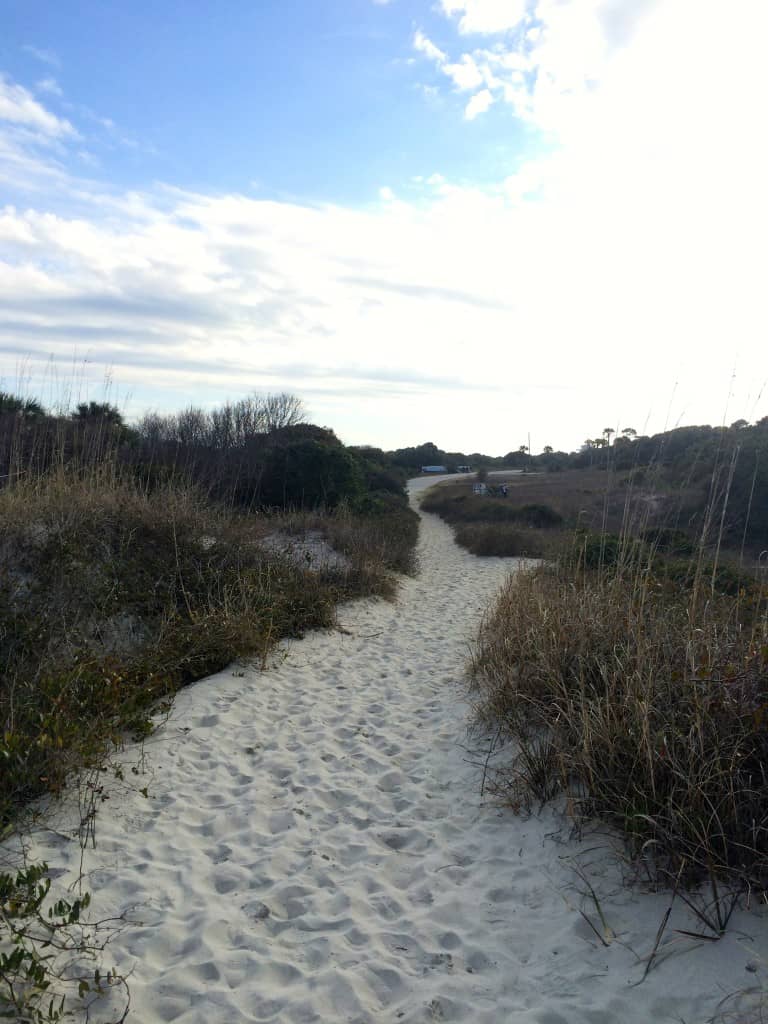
1,0,766,453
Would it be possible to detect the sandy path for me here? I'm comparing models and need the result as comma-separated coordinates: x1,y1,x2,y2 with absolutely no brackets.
21,477,767,1022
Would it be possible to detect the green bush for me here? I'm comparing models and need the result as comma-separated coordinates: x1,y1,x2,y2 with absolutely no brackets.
260,440,364,509
454,524,546,558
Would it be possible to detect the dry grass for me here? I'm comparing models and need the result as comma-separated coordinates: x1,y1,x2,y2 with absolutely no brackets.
423,468,703,534
0,472,314,825
281,496,419,587
421,479,565,556
471,550,768,890
0,457,418,1020
0,468,417,831
453,523,549,558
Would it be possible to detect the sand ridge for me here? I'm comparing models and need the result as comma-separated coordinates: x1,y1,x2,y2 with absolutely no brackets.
16,476,768,1022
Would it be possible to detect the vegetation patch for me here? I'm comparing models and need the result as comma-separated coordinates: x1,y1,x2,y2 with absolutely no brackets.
453,524,547,558
0,471,341,828
421,480,564,557
471,545,768,893
0,390,419,1018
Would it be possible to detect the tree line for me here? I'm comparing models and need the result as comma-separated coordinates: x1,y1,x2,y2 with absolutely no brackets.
0,391,407,514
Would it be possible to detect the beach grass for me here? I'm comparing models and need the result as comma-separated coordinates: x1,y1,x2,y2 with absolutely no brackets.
470,500,768,893
420,480,565,557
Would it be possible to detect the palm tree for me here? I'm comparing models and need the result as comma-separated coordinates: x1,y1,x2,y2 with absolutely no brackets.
73,401,124,424
0,392,46,418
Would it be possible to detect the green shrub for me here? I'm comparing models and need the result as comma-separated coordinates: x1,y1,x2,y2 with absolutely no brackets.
454,524,546,558
260,440,364,509
639,526,695,555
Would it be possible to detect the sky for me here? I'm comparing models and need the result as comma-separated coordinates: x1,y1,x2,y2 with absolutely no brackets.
0,0,767,455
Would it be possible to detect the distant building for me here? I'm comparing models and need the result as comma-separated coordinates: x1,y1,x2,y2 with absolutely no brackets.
472,482,487,495
421,465,447,473
456,465,472,473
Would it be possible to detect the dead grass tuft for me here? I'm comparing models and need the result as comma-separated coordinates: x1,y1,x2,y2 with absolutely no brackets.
471,554,768,889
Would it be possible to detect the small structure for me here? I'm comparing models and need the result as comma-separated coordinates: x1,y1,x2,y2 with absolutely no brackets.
472,482,487,495
421,465,447,473
457,465,472,473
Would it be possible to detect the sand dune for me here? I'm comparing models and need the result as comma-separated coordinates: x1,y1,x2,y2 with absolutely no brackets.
18,476,768,1022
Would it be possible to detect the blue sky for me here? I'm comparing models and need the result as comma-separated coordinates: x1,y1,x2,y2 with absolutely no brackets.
1,0,538,202
1,0,767,452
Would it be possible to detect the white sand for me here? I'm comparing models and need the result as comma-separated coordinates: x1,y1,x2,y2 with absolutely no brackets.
16,476,768,1022
258,530,352,573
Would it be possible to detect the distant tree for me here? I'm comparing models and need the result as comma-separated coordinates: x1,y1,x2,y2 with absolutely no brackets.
263,393,305,432
543,445,554,455
0,392,46,418
73,401,124,425
730,418,750,430
621,427,637,440
602,427,615,445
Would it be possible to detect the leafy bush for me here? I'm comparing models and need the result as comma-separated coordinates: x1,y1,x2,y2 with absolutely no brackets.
260,439,364,509
0,859,127,1023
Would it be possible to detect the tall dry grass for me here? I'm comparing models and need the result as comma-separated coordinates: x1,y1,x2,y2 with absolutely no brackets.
471,520,768,891
421,482,564,557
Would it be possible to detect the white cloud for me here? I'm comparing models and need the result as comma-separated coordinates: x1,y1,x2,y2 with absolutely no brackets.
0,75,75,138
442,54,485,91
413,30,446,64
440,0,529,34
419,0,665,126
3,0,768,454
464,88,494,119
36,77,63,97
3,101,765,453
413,31,496,103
